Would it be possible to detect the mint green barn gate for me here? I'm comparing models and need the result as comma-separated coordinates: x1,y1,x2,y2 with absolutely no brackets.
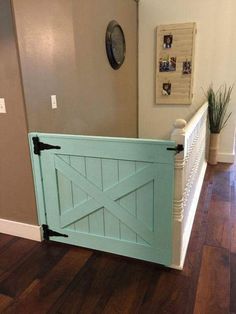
29,133,176,266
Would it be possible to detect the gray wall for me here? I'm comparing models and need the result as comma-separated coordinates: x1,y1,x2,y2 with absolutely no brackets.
0,0,37,224
12,0,138,137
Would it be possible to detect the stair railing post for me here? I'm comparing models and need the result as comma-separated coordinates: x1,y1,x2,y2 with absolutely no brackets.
171,119,187,268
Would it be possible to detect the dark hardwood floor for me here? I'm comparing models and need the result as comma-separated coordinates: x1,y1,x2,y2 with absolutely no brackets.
0,162,235,314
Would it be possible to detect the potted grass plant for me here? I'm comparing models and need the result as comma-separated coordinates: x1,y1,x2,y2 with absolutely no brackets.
206,84,233,165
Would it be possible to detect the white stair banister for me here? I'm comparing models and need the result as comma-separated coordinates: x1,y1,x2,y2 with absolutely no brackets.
171,103,208,269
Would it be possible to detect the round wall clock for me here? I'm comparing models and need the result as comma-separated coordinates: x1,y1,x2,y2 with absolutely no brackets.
105,20,126,70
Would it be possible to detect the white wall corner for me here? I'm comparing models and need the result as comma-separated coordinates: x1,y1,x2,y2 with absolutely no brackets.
0,218,42,242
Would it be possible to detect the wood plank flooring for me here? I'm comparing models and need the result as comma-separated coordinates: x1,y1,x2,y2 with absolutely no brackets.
0,162,235,313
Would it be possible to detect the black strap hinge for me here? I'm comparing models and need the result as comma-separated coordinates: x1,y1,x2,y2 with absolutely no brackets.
167,144,184,154
32,136,61,155
42,224,68,240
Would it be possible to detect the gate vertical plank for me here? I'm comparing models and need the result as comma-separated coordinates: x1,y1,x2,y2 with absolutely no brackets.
137,182,154,246
57,156,74,231
70,156,89,233
118,161,137,243
28,134,47,225
102,159,120,239
136,162,150,245
40,152,61,229
86,157,104,236
137,182,154,232
154,163,174,264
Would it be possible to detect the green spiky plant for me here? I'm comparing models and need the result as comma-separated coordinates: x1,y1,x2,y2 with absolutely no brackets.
206,84,233,133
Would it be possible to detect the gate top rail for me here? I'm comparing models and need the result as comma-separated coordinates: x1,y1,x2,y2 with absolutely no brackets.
29,132,177,165
29,132,174,146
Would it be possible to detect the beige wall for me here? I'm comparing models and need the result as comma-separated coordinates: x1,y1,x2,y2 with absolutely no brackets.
12,0,138,137
139,0,236,157
0,0,37,224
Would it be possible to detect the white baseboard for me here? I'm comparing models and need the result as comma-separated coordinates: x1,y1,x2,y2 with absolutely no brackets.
0,218,42,241
171,161,207,270
217,152,235,163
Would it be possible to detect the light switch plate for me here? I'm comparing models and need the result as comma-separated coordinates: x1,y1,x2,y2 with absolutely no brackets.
0,98,6,113
51,95,57,109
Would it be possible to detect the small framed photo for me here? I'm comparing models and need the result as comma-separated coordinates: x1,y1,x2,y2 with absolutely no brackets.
159,58,169,72
183,61,192,75
163,35,173,49
162,83,171,96
159,56,176,72
169,57,176,71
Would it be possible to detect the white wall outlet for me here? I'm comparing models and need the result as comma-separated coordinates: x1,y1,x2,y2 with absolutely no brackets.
0,98,6,114
51,95,57,109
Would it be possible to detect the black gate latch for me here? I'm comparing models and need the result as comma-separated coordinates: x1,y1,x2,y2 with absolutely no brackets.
167,144,184,154
42,224,68,241
32,136,61,155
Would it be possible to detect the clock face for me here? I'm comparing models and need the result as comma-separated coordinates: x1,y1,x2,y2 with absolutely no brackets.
106,21,126,70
